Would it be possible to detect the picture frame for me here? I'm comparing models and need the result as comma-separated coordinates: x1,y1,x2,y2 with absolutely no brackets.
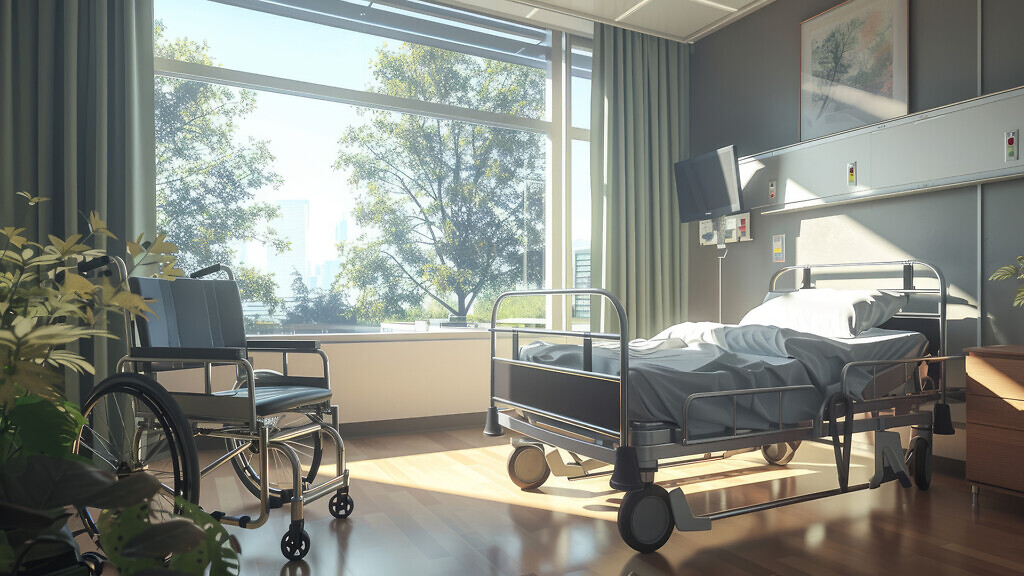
800,0,908,141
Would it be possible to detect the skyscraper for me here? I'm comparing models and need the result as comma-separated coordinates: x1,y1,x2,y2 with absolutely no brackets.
267,199,309,297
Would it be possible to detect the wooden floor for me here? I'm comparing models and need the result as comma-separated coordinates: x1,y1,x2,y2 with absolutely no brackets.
187,428,1024,575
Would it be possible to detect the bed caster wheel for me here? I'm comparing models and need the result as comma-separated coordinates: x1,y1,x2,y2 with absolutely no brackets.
761,441,801,466
908,437,931,490
507,444,550,490
617,484,674,553
329,491,354,518
281,522,311,561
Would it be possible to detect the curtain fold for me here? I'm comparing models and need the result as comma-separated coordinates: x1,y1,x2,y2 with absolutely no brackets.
590,24,689,339
1,0,156,402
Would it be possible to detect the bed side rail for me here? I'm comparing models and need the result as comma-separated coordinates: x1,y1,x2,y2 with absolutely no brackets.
486,289,631,447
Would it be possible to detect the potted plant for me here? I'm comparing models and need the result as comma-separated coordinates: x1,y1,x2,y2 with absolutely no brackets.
990,256,1024,308
0,192,239,575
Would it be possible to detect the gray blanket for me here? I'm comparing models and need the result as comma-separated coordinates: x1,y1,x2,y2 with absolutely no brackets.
519,323,927,438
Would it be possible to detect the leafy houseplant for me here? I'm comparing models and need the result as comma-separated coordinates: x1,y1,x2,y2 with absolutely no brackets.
990,256,1024,308
0,192,238,575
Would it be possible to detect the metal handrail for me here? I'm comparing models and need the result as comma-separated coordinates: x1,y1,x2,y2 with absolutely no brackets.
490,288,631,447
768,260,948,356
681,384,818,443
839,355,958,399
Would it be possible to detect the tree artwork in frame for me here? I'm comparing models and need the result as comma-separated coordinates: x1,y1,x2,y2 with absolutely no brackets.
800,0,908,141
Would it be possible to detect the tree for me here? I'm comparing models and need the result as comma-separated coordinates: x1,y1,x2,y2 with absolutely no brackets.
153,22,287,307
284,273,352,326
334,45,545,323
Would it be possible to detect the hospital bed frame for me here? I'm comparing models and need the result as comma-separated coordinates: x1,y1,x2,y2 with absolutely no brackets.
483,260,957,553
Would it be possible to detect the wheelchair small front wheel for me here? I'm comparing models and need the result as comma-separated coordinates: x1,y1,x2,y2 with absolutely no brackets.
329,491,354,519
281,526,311,561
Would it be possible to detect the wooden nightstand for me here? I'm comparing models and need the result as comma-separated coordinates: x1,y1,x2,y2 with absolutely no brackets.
964,345,1024,504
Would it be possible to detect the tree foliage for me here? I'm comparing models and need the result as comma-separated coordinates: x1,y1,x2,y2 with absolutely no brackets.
153,22,286,307
335,45,545,322
284,273,352,325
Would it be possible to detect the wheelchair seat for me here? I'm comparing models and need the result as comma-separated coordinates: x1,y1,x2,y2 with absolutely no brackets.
213,385,332,416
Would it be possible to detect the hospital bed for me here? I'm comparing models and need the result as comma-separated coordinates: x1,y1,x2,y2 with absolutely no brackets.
73,258,352,562
483,260,957,553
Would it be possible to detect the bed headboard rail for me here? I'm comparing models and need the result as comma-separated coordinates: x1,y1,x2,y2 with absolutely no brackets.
768,260,947,356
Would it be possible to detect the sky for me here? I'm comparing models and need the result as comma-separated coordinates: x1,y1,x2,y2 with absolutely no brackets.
155,0,592,277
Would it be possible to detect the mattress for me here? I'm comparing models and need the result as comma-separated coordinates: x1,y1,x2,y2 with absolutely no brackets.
518,323,927,438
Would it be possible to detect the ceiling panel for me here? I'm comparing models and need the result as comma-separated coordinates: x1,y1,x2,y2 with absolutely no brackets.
503,0,773,42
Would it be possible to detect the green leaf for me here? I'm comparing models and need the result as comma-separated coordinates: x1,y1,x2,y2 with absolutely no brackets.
0,501,70,531
1015,285,1024,308
120,519,206,559
0,455,115,510
6,396,85,458
81,472,161,509
167,497,240,575
99,502,166,574
990,264,1019,281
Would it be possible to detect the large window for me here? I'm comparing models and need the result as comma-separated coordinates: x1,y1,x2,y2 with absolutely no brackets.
154,0,590,334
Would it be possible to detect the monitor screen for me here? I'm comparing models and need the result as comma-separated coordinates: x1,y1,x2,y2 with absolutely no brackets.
673,145,744,223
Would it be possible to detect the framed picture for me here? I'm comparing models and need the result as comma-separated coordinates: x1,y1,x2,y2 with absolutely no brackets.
800,0,908,141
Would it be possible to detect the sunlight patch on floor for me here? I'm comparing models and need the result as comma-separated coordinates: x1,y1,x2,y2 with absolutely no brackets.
342,442,848,520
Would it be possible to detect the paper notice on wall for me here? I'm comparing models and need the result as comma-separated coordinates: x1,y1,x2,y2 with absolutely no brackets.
723,216,738,243
772,234,785,263
699,219,717,246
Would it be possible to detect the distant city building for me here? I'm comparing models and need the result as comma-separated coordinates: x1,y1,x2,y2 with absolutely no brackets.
335,219,348,244
268,199,309,297
573,248,591,319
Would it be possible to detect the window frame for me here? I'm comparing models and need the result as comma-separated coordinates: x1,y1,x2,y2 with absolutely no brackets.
153,0,591,332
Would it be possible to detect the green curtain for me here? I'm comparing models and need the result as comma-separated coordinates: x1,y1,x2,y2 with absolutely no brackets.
1,0,156,402
590,24,689,339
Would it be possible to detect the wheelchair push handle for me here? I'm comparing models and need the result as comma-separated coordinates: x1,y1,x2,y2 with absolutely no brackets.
190,263,234,280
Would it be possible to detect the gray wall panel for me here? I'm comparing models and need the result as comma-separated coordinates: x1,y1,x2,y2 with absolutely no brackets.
689,0,842,157
982,0,1024,94
909,0,978,112
688,0,1024,354
982,178,1024,345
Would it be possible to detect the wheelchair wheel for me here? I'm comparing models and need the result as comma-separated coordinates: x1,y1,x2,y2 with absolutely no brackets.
226,370,325,502
75,374,200,544
226,412,325,502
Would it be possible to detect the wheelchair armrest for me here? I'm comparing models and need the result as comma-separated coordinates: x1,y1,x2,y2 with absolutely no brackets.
129,346,247,361
246,340,321,351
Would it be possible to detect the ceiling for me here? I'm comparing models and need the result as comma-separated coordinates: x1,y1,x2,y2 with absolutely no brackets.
503,0,775,43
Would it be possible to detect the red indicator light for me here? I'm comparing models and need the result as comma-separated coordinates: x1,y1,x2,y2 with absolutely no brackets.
1010,137,1016,146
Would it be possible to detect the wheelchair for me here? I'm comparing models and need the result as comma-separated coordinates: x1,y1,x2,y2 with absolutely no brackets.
74,259,352,561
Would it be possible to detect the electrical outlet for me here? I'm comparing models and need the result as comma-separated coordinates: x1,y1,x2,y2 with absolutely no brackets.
1006,130,1019,162
769,180,777,199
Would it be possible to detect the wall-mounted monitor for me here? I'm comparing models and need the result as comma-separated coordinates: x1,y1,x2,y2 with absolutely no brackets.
673,145,744,223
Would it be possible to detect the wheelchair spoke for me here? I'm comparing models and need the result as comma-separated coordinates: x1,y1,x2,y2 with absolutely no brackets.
77,431,118,469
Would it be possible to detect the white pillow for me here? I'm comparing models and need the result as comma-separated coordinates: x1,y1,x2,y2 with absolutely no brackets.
738,288,908,338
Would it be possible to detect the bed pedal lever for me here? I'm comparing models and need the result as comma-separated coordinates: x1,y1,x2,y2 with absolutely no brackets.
870,430,912,489
669,488,711,531
544,448,604,477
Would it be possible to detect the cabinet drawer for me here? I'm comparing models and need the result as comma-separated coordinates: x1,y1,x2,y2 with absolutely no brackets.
966,355,1024,400
966,394,1024,430
967,424,1024,493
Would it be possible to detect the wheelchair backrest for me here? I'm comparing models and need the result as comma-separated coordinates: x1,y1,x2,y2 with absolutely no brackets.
130,277,247,350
